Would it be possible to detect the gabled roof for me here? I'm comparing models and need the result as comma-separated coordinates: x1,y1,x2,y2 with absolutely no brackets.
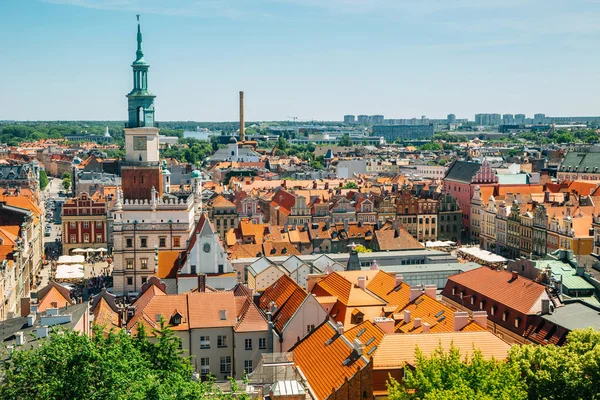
394,294,484,334
312,272,385,308
187,291,238,329
373,331,511,369
365,271,411,309
444,267,547,315
211,194,236,208
37,282,73,312
259,274,306,314
373,228,424,251
290,320,383,400
262,241,301,257
234,296,268,333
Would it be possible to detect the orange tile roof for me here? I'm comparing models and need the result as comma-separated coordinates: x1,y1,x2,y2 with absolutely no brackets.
211,194,236,208
228,242,264,259
129,294,190,333
313,272,385,307
373,228,424,251
365,271,411,308
157,250,184,279
93,297,121,334
259,274,305,311
235,296,268,332
262,241,301,257
444,267,547,315
188,291,238,329
291,320,380,400
37,282,72,312
394,294,485,334
373,331,511,369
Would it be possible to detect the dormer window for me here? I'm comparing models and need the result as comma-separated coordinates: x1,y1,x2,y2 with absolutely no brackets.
171,311,183,326
219,310,227,320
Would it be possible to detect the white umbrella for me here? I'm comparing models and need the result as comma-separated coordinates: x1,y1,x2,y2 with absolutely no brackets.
96,247,108,252
85,248,97,253
72,248,86,253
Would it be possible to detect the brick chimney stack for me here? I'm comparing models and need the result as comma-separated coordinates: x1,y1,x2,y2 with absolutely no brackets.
239,91,245,142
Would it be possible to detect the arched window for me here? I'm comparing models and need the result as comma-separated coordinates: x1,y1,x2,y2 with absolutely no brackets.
137,107,144,127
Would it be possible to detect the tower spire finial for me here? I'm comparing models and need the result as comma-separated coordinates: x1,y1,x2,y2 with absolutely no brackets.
135,14,144,63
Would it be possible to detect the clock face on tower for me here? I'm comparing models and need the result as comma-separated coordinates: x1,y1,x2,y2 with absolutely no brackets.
134,136,147,151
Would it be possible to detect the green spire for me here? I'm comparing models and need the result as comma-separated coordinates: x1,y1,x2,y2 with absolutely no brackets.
134,14,146,64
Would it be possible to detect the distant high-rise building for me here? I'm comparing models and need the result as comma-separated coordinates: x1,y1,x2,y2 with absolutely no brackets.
514,114,526,125
534,113,546,124
357,115,370,125
502,114,514,125
447,114,456,124
370,115,384,125
475,113,501,126
373,125,434,141
343,115,356,124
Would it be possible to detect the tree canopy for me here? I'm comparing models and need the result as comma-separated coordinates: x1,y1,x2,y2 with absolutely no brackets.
388,328,600,400
39,169,49,191
0,323,250,400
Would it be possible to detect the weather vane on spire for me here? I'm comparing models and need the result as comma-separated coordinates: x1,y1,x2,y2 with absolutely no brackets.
136,14,140,22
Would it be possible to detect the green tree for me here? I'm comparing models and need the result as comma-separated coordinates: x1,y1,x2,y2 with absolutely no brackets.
508,328,600,400
420,142,442,151
343,181,358,189
339,134,353,146
556,132,575,144
39,170,49,191
387,345,527,400
62,176,71,192
0,323,250,400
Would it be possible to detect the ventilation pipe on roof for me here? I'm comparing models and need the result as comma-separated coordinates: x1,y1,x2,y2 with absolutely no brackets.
403,309,411,324
422,322,430,333
413,318,421,328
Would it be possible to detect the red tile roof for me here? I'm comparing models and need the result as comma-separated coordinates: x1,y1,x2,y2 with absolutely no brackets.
444,267,547,315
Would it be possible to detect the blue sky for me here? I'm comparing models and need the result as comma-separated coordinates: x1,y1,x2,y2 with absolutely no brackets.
1,0,599,122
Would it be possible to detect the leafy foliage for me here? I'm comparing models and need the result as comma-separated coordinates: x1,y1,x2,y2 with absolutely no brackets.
508,328,600,400
388,329,600,400
387,344,527,400
61,172,71,192
339,134,353,146
39,169,49,191
0,322,250,400
354,245,371,253
343,181,358,189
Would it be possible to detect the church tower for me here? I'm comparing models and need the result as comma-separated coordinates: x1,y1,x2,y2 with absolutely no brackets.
121,16,162,200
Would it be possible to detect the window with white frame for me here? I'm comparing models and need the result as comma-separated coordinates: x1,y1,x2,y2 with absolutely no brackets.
244,360,253,375
244,338,252,350
200,336,210,349
200,358,210,376
259,338,266,350
220,356,231,374
217,335,227,348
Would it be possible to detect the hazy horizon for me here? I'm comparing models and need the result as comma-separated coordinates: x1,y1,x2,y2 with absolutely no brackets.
1,1,599,121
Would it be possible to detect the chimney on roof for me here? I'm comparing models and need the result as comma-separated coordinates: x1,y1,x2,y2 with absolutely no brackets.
422,322,430,333
413,318,421,328
394,229,400,238
410,285,422,302
472,311,488,329
336,321,344,335
15,331,24,346
511,271,519,281
403,309,411,324
453,311,470,331
198,274,206,293
36,326,49,339
541,299,551,315
357,276,366,290
424,284,436,300
239,91,245,142
395,274,404,287
353,338,365,356
27,313,36,327
373,317,394,334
